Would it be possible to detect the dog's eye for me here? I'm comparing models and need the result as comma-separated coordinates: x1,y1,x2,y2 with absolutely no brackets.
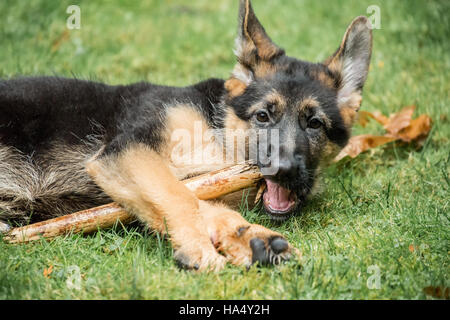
307,118,323,129
256,111,270,123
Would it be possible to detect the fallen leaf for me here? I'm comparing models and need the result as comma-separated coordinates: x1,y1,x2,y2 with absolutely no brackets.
371,111,390,126
43,265,54,278
335,105,432,162
357,111,372,128
423,286,449,299
384,105,416,136
334,135,396,161
357,110,389,127
395,114,432,142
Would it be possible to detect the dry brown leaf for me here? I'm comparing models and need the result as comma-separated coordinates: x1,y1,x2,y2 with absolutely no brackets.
358,110,389,127
43,265,54,278
357,111,373,128
384,105,416,135
423,286,449,299
334,134,396,161
335,105,432,162
395,114,432,142
371,111,389,126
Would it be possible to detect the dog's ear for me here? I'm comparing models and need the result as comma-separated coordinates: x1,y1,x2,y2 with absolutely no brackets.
235,0,283,65
324,16,372,125
226,0,284,97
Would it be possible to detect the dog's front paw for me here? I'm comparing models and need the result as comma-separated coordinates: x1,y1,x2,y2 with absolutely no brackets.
173,244,226,272
198,201,299,268
217,224,297,267
250,236,292,266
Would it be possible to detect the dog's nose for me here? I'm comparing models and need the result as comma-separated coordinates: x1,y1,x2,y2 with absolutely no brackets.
276,158,293,176
275,154,304,178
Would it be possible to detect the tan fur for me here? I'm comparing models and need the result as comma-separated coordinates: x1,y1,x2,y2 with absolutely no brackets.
164,104,228,179
223,108,251,164
314,70,336,89
264,89,287,113
225,78,248,97
341,92,363,111
298,96,320,112
339,92,362,127
339,109,355,127
325,50,344,76
254,60,279,78
224,108,250,132
246,89,287,117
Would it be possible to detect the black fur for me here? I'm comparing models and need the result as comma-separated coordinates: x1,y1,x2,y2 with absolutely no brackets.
0,77,226,157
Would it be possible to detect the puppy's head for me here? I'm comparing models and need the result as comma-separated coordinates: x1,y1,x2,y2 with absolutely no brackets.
225,0,372,221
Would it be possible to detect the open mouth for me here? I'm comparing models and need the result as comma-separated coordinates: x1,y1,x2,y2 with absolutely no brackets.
259,179,299,221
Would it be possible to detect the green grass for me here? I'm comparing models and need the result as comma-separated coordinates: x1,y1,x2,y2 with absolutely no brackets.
0,0,449,299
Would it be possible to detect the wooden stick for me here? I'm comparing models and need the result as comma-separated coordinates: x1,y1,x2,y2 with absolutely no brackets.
3,162,262,243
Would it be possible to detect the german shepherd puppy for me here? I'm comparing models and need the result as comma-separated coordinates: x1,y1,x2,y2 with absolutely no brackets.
0,0,372,271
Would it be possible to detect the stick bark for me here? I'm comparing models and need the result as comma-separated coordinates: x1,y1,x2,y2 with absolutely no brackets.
2,162,262,243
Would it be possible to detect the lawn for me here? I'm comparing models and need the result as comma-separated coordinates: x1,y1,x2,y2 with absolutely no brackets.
0,0,448,299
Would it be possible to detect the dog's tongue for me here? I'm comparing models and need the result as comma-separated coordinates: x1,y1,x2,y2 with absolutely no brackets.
263,180,293,212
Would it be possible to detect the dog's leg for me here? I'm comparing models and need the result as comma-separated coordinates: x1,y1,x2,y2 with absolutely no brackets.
86,144,226,271
199,200,296,267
